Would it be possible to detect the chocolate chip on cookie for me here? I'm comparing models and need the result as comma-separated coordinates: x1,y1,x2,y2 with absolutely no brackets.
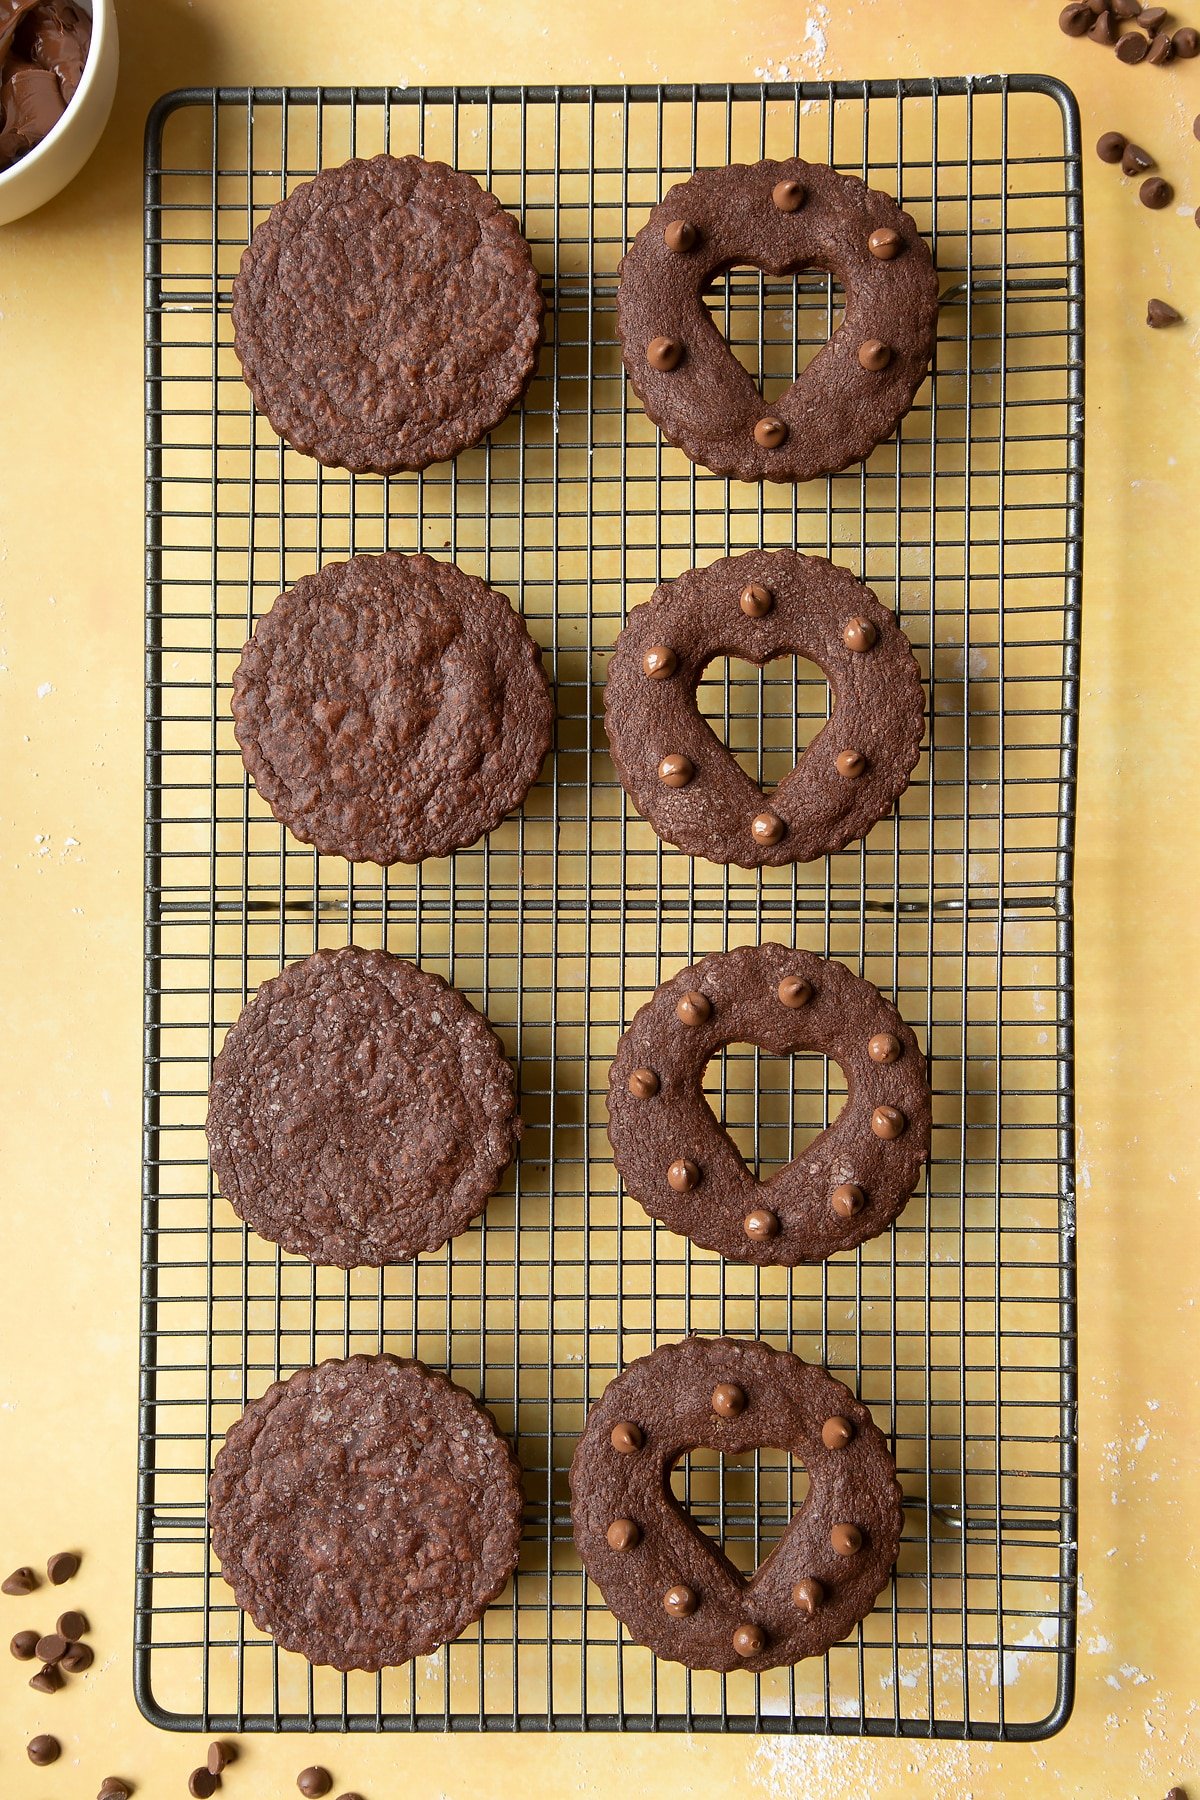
604,549,924,867
206,946,521,1267
210,1355,524,1670
232,552,553,866
607,942,931,1264
617,159,939,484
570,1336,904,1671
232,155,544,473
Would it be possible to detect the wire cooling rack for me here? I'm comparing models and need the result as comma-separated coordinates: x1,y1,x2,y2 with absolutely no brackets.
140,78,1082,1739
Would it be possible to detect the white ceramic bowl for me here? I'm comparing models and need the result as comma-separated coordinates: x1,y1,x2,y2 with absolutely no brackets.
0,0,118,227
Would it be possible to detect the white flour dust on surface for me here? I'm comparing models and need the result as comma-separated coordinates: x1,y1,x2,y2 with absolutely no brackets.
753,4,833,81
753,1730,981,1798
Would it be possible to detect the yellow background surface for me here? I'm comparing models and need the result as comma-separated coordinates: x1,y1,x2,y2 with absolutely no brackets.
2,1,1198,1795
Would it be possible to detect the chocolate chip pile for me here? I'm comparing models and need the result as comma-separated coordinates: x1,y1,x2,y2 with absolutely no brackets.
0,0,91,172
1060,2,1198,327
1060,0,1198,63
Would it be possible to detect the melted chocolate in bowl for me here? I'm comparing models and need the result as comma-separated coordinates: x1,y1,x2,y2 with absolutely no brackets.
0,2,91,172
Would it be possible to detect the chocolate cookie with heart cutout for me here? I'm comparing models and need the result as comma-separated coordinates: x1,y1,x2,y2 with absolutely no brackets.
604,549,924,868
571,1336,904,1671
617,158,939,483
607,941,931,1264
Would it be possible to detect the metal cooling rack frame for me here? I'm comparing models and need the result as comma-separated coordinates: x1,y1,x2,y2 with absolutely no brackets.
140,78,1083,1740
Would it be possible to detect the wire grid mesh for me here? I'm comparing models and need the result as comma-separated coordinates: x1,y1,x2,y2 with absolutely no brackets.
140,78,1082,1739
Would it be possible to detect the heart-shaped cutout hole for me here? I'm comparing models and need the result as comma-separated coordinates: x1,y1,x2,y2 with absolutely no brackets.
703,266,848,406
703,1046,849,1180
696,655,832,796
669,1446,811,1578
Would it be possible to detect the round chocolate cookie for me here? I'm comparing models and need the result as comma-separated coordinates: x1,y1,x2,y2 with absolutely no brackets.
604,549,924,867
571,1336,904,1672
608,941,931,1264
231,154,544,473
617,159,939,484
232,552,554,865
210,1354,524,1670
206,946,521,1267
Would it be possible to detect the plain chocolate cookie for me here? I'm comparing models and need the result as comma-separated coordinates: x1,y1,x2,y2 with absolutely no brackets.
607,942,931,1264
210,1355,524,1670
231,154,544,473
232,552,554,865
604,549,924,868
206,946,521,1267
617,158,939,483
570,1336,904,1672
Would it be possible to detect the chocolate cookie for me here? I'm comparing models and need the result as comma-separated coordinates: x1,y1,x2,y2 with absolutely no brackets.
231,155,544,473
206,946,521,1267
210,1355,524,1670
604,549,924,867
232,552,554,865
570,1336,904,1672
617,159,939,483
607,942,931,1264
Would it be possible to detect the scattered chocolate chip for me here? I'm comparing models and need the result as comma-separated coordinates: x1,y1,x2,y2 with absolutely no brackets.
1121,140,1155,175
60,1640,94,1673
297,1772,333,1800
1059,1,1092,30
46,1551,79,1586
35,1632,70,1665
1096,130,1127,161
334,1794,366,1800
1174,24,1200,51
1113,0,1143,14
207,1742,236,1776
1147,27,1175,59
1140,175,1173,208
1147,297,1183,327
11,1627,40,1659
29,1663,63,1694
1087,0,1111,12
98,1781,132,1799
187,1771,218,1800
2,1566,38,1596
1164,1789,1188,1800
1195,204,1200,227
1194,113,1200,140
1139,4,1168,26
27,1734,60,1766
1087,9,1118,43
56,1609,88,1640
1116,30,1151,60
